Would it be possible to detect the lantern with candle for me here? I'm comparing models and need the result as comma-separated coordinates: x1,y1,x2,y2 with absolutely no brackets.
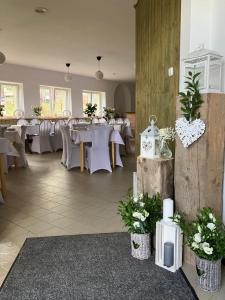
155,198,183,272
140,115,160,159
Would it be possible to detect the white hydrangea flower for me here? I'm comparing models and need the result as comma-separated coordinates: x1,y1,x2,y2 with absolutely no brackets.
207,223,216,231
133,221,140,228
133,212,146,222
143,210,149,218
194,233,201,243
133,196,138,203
192,242,199,249
209,213,216,223
202,242,213,255
139,202,145,207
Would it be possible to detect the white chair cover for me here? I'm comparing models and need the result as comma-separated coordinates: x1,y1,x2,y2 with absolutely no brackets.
59,125,68,165
17,119,29,126
124,118,131,127
31,120,53,154
50,120,65,151
92,118,99,124
85,126,112,174
30,118,41,125
68,118,78,128
98,118,107,124
63,126,80,170
115,118,124,124
109,119,116,125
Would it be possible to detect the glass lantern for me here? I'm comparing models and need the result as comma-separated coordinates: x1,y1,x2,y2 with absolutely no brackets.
183,46,223,93
140,115,160,159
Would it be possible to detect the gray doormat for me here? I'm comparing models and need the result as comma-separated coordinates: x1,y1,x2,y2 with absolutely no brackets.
0,232,198,300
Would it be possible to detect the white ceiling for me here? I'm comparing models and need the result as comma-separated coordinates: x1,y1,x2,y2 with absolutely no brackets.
0,0,136,81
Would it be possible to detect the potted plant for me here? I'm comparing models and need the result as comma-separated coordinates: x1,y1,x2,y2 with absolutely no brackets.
172,208,225,292
159,127,176,159
83,103,97,118
103,106,115,121
0,104,4,117
118,190,161,260
32,105,42,117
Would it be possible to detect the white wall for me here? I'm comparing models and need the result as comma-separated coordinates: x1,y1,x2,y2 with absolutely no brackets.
0,63,122,117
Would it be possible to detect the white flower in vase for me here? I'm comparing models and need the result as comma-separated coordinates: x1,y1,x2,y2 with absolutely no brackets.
139,202,145,207
209,213,216,223
143,210,149,218
192,242,199,249
194,233,201,243
207,223,216,231
133,196,138,203
133,212,146,222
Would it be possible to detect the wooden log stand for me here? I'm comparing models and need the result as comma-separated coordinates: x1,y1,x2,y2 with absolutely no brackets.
175,93,225,265
137,156,174,199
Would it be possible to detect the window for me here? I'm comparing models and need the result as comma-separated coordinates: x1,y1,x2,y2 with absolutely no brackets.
0,81,24,117
40,85,71,117
82,90,106,116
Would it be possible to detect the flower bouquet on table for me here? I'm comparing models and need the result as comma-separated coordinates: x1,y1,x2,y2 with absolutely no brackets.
83,103,97,118
103,106,115,121
159,127,176,159
118,190,161,260
0,104,4,117
172,208,225,292
32,105,42,117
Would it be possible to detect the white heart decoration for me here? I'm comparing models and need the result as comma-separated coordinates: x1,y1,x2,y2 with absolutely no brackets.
175,117,206,148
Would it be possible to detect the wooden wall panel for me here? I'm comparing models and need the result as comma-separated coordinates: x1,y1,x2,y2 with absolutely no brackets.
135,0,181,152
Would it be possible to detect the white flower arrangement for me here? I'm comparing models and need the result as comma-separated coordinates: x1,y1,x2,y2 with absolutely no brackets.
159,127,176,142
118,190,161,234
172,208,225,261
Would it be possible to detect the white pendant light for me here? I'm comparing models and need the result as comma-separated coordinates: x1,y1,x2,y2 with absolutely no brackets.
95,56,104,80
0,52,6,64
64,63,72,82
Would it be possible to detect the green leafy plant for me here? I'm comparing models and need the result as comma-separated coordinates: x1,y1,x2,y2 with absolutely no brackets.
103,106,115,121
84,103,97,117
32,105,42,117
118,189,161,234
178,71,204,121
172,207,225,261
0,104,4,117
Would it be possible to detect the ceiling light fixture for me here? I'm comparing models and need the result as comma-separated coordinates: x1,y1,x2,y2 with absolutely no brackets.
64,63,72,82
35,7,48,14
95,56,104,80
0,51,6,64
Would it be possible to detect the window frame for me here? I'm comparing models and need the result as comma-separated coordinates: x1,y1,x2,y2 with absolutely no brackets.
82,90,106,116
40,85,72,117
0,81,24,117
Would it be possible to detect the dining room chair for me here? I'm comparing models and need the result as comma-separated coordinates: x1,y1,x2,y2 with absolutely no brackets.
17,118,29,126
30,120,53,154
50,120,65,151
59,125,68,166
63,126,80,170
85,126,112,174
67,118,78,128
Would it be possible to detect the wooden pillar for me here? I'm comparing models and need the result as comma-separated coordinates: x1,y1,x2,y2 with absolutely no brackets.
175,93,225,265
137,156,174,199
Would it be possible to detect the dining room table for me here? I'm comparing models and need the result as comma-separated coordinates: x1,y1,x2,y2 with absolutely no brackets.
70,125,124,172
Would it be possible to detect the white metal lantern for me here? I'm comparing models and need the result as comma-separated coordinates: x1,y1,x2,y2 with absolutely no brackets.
140,115,160,159
184,46,223,93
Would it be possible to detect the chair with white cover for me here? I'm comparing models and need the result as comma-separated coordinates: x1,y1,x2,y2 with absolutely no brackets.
67,118,78,128
17,119,29,126
59,125,68,166
63,126,80,170
92,117,99,124
99,117,107,124
30,118,40,125
50,120,65,151
31,120,53,154
85,126,112,174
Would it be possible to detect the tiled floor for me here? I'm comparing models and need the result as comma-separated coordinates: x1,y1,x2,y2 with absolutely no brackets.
0,152,224,299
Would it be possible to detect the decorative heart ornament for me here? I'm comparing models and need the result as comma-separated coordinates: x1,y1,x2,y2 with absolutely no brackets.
175,117,206,148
